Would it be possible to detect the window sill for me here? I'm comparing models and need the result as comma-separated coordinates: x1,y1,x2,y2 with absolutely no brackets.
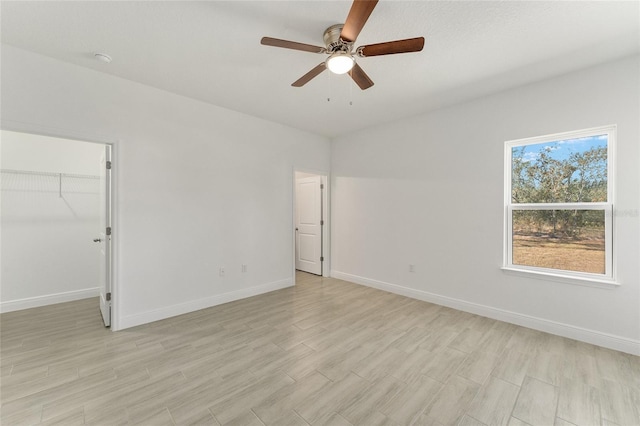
501,267,620,289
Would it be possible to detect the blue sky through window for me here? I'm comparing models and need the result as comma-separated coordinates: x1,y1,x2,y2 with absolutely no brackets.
514,134,607,163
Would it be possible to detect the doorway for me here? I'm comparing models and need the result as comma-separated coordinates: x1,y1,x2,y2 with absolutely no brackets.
294,171,328,277
0,130,114,327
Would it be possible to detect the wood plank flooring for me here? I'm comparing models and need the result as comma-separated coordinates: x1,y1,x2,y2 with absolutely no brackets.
1,272,639,425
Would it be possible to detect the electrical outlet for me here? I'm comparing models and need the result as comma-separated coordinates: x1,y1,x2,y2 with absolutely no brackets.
241,264,247,273
409,264,415,273
219,267,225,277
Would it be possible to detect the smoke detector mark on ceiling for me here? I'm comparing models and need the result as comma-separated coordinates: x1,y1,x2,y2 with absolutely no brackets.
94,53,112,63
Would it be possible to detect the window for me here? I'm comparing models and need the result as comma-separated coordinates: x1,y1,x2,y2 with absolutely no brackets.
504,126,615,283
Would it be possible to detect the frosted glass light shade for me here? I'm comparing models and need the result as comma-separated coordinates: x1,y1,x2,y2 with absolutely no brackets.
326,52,355,74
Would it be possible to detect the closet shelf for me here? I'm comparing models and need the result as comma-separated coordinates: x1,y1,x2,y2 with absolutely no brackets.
1,169,100,196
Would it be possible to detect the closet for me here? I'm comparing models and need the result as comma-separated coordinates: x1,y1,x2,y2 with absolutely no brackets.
0,131,104,313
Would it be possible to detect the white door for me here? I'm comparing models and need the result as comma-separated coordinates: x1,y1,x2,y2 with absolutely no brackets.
295,176,322,275
98,146,112,327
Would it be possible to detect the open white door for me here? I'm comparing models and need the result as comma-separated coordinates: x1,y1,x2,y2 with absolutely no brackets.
98,146,112,327
295,175,322,275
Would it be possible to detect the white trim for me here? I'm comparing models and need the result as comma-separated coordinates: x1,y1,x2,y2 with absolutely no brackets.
510,203,610,209
0,288,100,313
501,267,619,288
321,175,330,278
330,270,639,356
118,278,293,330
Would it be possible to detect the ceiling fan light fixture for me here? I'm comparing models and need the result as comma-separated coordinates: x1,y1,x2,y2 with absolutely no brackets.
326,52,355,74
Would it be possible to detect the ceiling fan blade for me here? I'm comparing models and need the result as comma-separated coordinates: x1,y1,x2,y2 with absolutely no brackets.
292,63,327,87
340,0,379,43
349,63,374,90
261,37,325,53
358,37,425,57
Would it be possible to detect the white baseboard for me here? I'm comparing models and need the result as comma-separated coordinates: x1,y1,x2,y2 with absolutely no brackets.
0,287,100,313
118,278,293,330
331,270,640,356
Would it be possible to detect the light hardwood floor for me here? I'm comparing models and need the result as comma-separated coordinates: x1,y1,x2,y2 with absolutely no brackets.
1,272,639,426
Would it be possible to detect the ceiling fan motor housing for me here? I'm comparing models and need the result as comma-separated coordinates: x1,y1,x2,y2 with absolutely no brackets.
323,24,352,53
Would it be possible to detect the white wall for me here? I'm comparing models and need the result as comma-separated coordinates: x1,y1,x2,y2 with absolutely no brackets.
1,45,331,329
1,131,104,175
331,56,640,355
1,131,104,311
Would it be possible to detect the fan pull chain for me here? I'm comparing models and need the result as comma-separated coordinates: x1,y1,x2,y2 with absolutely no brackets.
349,75,353,106
327,67,331,102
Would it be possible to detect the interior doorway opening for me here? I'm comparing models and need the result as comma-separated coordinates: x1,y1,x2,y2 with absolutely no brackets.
0,130,114,327
293,170,329,280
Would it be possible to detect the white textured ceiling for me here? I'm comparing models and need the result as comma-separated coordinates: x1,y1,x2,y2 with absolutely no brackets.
2,1,639,137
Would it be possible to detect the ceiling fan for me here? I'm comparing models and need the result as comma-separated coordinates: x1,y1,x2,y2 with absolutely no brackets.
260,0,424,90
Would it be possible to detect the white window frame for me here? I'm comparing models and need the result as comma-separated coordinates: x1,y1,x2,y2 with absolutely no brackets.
503,125,617,287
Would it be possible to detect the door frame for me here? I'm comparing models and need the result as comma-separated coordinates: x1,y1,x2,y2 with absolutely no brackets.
99,145,113,327
1,120,121,330
292,168,330,283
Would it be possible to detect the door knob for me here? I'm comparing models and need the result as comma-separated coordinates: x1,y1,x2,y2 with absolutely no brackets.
93,238,102,243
